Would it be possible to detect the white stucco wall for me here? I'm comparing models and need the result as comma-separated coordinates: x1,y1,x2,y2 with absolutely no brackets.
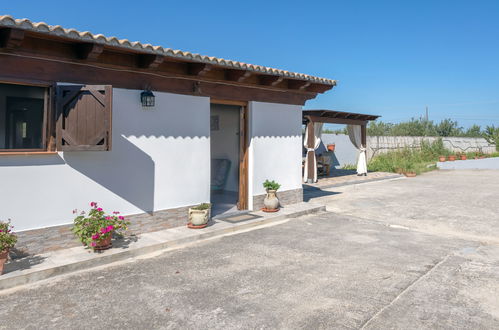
210,104,240,192
0,88,210,231
249,101,302,205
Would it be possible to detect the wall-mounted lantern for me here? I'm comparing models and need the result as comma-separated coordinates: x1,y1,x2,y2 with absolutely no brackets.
140,90,155,107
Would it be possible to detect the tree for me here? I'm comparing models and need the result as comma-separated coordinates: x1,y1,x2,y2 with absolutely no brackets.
435,119,462,137
483,125,499,151
464,124,482,138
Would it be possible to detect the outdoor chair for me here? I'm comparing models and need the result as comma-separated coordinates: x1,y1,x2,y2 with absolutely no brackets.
211,158,231,191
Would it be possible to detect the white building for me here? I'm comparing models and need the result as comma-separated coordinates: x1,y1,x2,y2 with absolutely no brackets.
0,16,336,254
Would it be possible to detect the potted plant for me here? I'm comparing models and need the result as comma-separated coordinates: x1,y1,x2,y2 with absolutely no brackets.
448,154,457,161
459,153,467,160
438,155,446,162
402,162,417,177
72,202,130,251
262,180,281,212
188,203,211,229
0,220,17,275
327,144,336,152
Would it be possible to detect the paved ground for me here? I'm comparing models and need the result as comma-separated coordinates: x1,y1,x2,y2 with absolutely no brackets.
1,170,498,329
311,169,499,244
438,157,499,170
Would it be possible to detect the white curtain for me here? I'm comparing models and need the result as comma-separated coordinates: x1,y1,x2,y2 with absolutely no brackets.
347,125,367,175
303,122,324,183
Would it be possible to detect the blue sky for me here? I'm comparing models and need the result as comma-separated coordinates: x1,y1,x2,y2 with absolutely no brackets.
2,0,499,128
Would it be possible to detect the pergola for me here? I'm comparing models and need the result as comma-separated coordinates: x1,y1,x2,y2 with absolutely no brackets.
302,110,380,183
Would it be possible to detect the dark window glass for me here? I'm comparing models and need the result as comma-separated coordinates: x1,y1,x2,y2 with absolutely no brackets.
0,83,46,150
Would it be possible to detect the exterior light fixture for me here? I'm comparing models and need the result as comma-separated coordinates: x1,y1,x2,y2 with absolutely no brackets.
140,90,155,107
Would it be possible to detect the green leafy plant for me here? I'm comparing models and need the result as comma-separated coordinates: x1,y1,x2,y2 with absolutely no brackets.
483,125,499,152
263,180,281,191
0,220,17,252
191,203,211,211
72,202,130,249
368,140,451,175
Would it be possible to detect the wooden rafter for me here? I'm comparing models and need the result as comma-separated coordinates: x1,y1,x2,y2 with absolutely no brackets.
188,63,212,76
75,43,104,60
307,83,334,93
259,75,283,86
288,80,311,90
137,54,164,69
226,69,252,82
0,28,25,48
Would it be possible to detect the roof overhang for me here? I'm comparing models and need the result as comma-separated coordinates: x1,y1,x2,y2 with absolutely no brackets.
303,109,380,125
0,15,336,105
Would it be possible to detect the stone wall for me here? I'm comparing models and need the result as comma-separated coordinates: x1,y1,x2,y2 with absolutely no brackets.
252,188,303,211
14,204,195,257
367,136,496,160
319,134,496,167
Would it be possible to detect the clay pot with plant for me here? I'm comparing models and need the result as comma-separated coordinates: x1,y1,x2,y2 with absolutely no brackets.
460,154,467,160
72,202,130,251
262,180,281,212
188,203,211,229
438,156,446,162
0,220,17,275
448,155,457,161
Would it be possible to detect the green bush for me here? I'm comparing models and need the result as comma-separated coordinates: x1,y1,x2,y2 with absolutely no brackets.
368,139,450,175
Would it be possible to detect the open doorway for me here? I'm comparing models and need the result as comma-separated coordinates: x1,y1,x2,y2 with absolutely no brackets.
210,101,248,217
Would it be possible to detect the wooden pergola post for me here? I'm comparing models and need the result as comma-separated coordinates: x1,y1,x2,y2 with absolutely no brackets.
306,118,315,183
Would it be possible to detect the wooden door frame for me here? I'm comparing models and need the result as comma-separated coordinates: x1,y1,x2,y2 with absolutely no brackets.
210,99,249,210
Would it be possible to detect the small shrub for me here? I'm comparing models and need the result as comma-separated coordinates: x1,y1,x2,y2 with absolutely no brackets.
192,203,211,211
263,180,281,191
0,220,17,252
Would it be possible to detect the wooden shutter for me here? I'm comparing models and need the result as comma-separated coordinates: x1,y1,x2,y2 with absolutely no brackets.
56,85,112,151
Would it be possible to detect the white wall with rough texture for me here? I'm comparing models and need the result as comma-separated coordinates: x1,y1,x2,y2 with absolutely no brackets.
319,133,497,168
0,89,210,231
249,101,302,207
367,136,496,159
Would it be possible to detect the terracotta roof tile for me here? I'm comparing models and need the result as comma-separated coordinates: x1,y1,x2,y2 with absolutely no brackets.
0,15,336,86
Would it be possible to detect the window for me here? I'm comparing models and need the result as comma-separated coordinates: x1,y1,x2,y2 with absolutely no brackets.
0,83,113,153
0,83,48,152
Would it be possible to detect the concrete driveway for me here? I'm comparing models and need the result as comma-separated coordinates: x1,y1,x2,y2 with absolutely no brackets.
1,170,498,329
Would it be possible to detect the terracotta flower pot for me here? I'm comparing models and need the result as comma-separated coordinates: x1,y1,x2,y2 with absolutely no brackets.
438,156,446,162
404,172,417,177
479,156,486,159
460,155,467,160
0,249,9,275
93,235,112,251
327,144,336,152
448,155,456,161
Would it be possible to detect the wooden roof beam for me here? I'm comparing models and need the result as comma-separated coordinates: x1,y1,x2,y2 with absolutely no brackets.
226,69,252,82
259,75,284,86
188,63,212,76
0,28,25,49
137,54,164,69
306,115,368,126
75,42,104,60
288,79,311,90
306,83,334,93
